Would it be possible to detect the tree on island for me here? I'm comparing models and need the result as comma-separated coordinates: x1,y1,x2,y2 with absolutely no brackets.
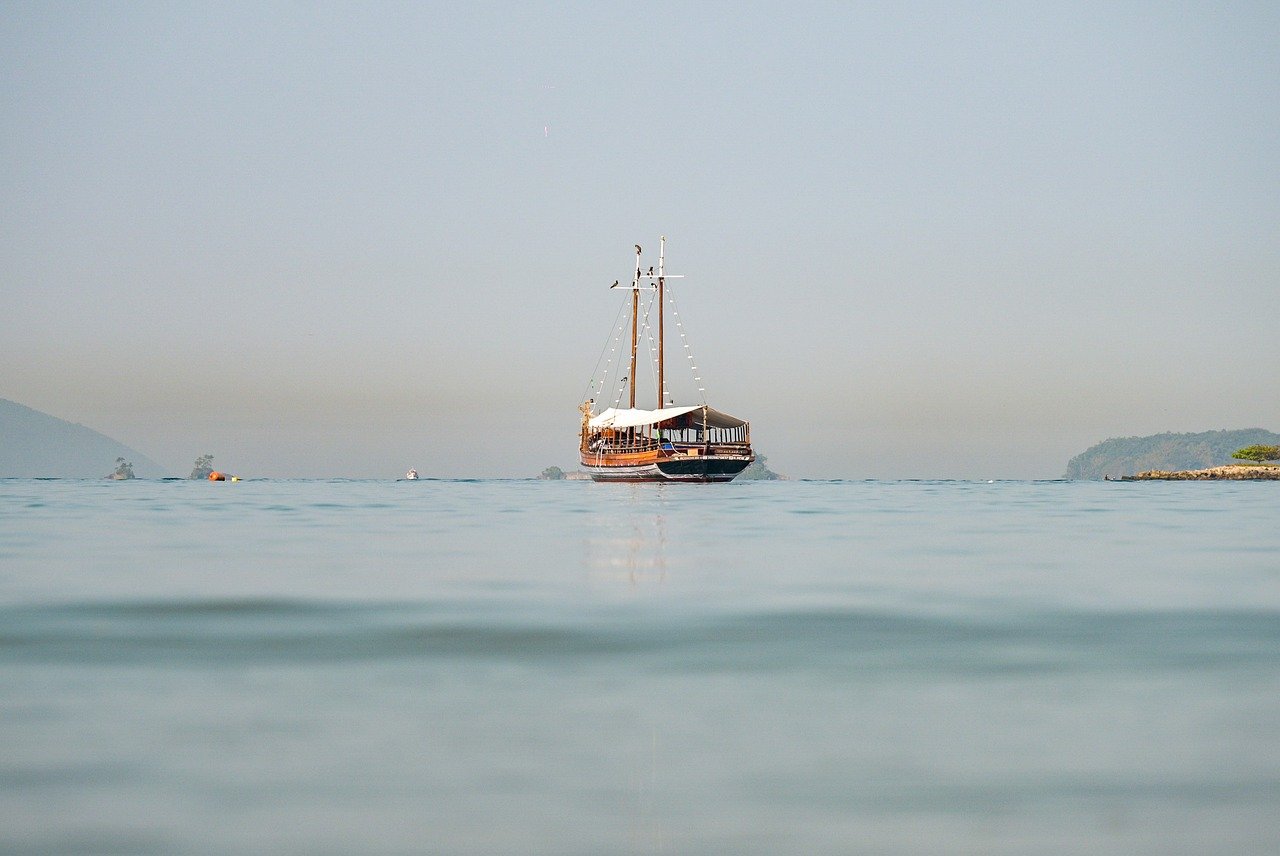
538,466,567,480
1232,445,1280,464
109,457,135,479
190,454,215,480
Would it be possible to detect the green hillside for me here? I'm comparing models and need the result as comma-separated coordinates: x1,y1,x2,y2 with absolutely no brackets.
1065,429,1280,479
0,398,169,478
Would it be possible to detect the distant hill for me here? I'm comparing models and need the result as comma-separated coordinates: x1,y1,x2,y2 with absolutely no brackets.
1065,429,1280,479
0,398,169,478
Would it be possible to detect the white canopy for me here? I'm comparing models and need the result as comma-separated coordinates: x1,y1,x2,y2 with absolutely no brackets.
588,405,747,430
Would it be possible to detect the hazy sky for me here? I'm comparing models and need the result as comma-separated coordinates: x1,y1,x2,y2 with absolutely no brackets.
3,2,1277,478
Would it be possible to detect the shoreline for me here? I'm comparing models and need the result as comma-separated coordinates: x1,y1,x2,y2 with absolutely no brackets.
1119,465,1280,481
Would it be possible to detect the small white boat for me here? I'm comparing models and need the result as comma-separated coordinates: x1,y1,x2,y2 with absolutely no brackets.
405,468,419,480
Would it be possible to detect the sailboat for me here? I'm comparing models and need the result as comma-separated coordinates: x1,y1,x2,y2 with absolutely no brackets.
579,238,754,483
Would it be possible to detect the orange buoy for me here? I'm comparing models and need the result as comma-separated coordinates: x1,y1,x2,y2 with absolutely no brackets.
208,471,226,481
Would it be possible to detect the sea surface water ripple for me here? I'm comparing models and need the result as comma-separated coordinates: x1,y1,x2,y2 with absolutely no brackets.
1,478,1278,854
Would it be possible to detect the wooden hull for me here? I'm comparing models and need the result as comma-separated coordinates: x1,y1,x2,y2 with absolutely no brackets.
580,448,752,483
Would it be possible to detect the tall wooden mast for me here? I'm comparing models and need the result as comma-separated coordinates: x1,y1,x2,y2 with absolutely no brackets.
657,236,666,410
629,243,640,410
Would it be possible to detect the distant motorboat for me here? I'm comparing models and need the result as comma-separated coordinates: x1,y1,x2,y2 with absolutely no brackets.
405,469,419,480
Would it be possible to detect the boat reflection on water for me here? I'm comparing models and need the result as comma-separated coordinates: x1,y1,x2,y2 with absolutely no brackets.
584,504,668,587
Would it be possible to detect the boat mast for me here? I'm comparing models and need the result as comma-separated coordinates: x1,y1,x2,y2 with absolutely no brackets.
629,244,640,410
657,236,665,410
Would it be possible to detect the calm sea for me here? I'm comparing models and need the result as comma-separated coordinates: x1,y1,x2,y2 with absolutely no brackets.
1,478,1277,855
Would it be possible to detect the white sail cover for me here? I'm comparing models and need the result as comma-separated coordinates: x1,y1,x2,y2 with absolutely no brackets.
588,405,747,430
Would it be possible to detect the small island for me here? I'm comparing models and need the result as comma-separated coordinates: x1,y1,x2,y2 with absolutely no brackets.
536,466,591,481
1067,430,1280,480
105,457,135,480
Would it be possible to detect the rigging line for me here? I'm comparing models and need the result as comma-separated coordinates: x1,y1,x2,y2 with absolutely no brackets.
600,313,630,400
613,369,628,407
600,316,631,410
582,297,629,404
607,324,628,409
616,289,643,409
595,330,622,407
666,281,707,404
579,297,630,405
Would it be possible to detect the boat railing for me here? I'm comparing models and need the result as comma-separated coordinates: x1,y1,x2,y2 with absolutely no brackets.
586,436,662,454
584,434,753,457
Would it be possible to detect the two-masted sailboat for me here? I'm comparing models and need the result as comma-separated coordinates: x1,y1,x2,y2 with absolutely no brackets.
579,238,754,482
